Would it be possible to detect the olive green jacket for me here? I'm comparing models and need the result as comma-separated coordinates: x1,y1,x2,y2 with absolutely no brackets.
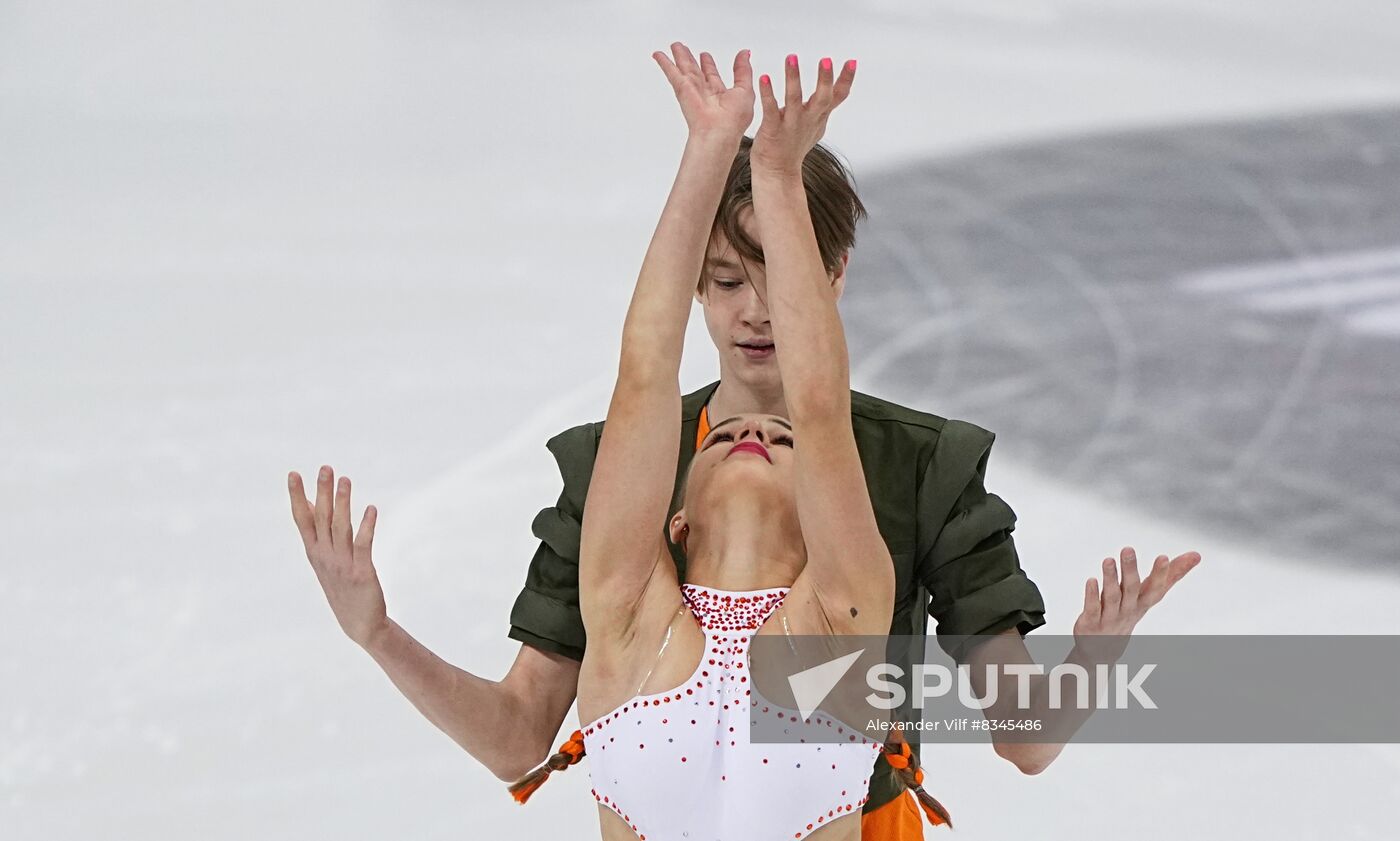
507,381,1046,811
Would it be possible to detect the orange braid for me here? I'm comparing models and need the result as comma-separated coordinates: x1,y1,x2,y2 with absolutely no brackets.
507,729,586,804
882,729,953,829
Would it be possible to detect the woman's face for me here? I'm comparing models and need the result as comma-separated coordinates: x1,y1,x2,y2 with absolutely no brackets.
675,413,798,542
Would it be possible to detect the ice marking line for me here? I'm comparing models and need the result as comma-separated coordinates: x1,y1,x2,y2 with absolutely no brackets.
1176,247,1400,323
923,175,1141,481
862,218,962,396
851,312,958,386
389,372,612,542
885,181,1049,410
1178,245,1400,294
1175,139,1340,497
952,373,1044,412
1347,301,1400,337
1245,276,1400,311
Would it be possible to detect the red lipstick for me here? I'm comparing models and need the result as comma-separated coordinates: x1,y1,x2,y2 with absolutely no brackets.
726,441,772,463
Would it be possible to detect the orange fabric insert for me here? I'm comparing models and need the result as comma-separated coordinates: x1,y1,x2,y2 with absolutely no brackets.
861,791,926,839
695,404,711,452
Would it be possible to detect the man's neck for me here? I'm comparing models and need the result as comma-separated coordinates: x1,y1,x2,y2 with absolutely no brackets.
706,377,789,420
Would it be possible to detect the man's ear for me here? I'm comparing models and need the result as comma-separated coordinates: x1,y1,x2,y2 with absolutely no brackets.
668,510,690,548
830,251,850,301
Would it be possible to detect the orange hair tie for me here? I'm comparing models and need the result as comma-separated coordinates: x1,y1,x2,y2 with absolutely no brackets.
882,729,953,830
508,729,588,804
560,730,586,760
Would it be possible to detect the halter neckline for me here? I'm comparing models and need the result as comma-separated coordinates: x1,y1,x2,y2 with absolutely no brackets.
680,582,791,596
680,583,790,632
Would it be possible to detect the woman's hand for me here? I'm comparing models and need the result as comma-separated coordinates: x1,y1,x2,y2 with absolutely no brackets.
652,42,754,140
1073,546,1202,662
751,53,856,177
288,465,388,648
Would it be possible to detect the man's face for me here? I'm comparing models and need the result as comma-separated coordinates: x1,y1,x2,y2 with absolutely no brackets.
697,208,847,393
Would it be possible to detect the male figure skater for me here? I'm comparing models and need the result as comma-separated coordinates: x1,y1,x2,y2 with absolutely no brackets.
288,44,1200,838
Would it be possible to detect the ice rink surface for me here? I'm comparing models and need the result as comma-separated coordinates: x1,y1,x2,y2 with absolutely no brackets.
3,1,1399,838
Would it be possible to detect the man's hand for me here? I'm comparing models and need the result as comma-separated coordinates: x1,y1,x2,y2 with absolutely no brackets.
751,53,856,177
288,465,388,648
1074,546,1202,661
652,42,754,141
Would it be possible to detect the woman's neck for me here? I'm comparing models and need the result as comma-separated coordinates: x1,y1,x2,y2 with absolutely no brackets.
682,504,805,592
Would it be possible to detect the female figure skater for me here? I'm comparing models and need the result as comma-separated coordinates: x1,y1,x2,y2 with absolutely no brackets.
509,49,902,840
286,44,1202,840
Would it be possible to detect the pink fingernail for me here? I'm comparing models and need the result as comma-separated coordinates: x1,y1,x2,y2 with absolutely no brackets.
847,59,857,71
760,74,770,86
786,54,797,67
820,57,832,71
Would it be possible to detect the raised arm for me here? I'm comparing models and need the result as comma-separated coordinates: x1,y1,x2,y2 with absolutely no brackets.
748,56,894,633
577,45,755,637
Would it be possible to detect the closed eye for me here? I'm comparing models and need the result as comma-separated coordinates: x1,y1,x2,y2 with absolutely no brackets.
712,278,743,291
773,434,794,448
704,430,735,450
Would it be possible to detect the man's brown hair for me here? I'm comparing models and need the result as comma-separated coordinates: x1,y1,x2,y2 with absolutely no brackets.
699,135,868,294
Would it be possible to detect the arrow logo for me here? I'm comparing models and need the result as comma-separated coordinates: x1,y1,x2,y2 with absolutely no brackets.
786,649,865,722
